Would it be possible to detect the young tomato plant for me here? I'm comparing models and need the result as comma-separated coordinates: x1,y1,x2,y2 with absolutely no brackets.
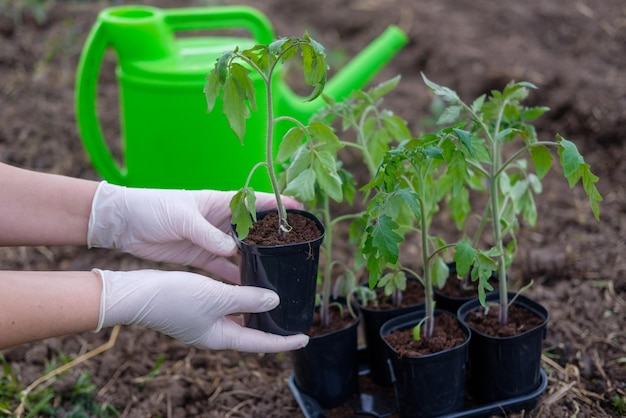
422,74,602,324
359,129,461,338
282,76,410,327
204,34,327,239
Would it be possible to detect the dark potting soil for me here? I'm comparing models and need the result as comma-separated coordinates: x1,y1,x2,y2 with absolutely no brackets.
384,313,467,357
243,211,322,246
365,279,426,310
464,303,544,337
306,304,357,337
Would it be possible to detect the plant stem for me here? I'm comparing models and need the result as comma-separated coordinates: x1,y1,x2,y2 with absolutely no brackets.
264,70,289,234
320,196,333,327
419,191,435,338
489,107,509,324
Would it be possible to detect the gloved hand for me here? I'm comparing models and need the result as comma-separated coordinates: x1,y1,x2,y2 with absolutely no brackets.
93,269,309,353
87,182,302,283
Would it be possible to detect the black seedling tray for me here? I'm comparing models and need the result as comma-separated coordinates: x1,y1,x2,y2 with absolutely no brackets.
289,367,547,418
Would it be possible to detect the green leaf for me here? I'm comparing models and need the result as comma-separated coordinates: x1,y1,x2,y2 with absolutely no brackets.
453,129,473,156
448,149,468,193
308,122,342,151
216,50,233,84
313,151,343,202
396,188,421,219
301,42,327,89
437,105,462,125
230,189,255,240
370,75,401,100
371,214,403,264
557,135,602,220
285,146,313,183
203,70,220,113
454,239,477,277
222,76,249,142
432,256,449,289
421,72,460,103
471,94,486,113
412,323,422,341
521,106,550,121
529,145,553,179
277,126,305,162
283,168,316,202
269,38,288,56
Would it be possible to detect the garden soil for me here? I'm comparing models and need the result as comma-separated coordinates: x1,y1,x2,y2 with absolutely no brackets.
1,0,625,417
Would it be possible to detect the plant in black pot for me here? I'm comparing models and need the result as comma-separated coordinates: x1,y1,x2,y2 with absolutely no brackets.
421,74,602,405
287,77,410,410
359,129,472,417
204,34,329,335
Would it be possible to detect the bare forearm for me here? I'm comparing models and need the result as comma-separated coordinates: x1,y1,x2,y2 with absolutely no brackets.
0,271,102,349
0,162,99,246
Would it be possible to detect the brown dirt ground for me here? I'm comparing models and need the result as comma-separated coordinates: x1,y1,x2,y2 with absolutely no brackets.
1,0,625,417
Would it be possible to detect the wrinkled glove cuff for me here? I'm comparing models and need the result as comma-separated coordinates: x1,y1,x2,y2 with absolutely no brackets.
87,181,127,250
92,268,107,333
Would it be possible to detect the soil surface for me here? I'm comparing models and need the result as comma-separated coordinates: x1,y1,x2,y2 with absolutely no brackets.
1,0,625,417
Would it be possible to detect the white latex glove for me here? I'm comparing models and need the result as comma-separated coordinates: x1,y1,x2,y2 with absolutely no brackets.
93,269,309,353
87,181,302,283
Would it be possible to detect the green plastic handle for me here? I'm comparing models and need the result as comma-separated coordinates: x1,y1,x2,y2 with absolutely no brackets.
75,6,276,185
163,6,275,44
75,15,126,185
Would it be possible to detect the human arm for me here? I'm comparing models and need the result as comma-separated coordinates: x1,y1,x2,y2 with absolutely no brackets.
0,270,309,352
0,162,98,246
0,161,303,281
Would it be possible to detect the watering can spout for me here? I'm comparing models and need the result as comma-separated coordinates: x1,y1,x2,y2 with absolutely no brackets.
281,25,408,119
325,25,408,102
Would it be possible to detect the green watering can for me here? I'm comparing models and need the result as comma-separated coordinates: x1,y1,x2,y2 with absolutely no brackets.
75,5,408,191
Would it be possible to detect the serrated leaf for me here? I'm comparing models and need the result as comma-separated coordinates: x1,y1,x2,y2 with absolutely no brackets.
308,122,342,150
453,128,473,156
269,38,288,56
454,239,477,276
437,105,462,125
313,151,343,202
203,70,220,113
277,126,305,162
471,94,486,113
222,76,249,142
396,188,421,219
301,43,327,88
382,113,411,142
557,136,602,220
283,168,316,202
230,189,255,240
371,214,403,264
521,106,550,121
529,144,553,179
421,72,460,103
285,146,313,183
216,50,233,84
370,75,401,100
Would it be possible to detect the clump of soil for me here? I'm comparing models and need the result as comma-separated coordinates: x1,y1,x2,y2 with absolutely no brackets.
464,303,545,338
242,211,322,245
363,279,426,310
383,312,467,357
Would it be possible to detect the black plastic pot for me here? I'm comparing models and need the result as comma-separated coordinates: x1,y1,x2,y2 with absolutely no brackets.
357,296,424,387
381,309,471,418
234,209,324,336
291,310,361,409
457,292,549,404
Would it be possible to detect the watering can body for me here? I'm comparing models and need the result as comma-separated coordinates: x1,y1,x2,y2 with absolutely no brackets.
75,5,408,191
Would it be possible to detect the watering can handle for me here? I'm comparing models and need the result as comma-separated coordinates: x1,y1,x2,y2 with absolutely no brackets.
75,16,126,185
75,6,276,186
163,6,275,44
